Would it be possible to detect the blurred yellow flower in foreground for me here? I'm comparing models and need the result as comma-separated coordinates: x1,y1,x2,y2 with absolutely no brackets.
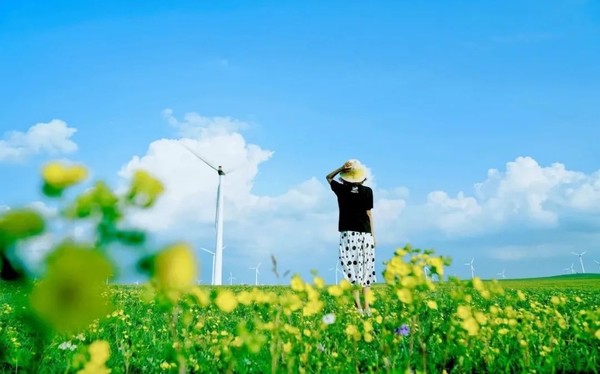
153,243,197,301
42,162,88,196
78,340,110,374
126,170,165,207
31,242,113,333
216,290,238,313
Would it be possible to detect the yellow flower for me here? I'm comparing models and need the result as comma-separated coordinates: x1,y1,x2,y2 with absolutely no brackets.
190,287,210,307
474,312,487,325
89,340,110,365
339,279,352,291
345,324,360,341
594,329,600,340
153,243,197,299
283,342,292,354
42,162,88,196
427,300,438,310
302,299,323,316
77,340,110,374
400,276,417,289
30,242,113,333
126,170,164,207
327,285,343,297
216,290,238,313
313,276,325,289
236,291,253,305
457,305,472,320
428,257,444,277
396,289,413,304
290,274,305,292
461,318,479,336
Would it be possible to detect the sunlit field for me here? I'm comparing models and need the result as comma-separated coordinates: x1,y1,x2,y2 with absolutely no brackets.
1,163,599,373
1,273,599,373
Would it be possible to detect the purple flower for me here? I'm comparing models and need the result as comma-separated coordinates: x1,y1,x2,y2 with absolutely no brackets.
395,324,410,336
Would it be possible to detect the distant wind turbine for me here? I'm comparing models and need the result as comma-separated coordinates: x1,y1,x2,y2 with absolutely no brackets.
227,272,236,285
329,263,343,284
181,142,241,285
594,260,600,273
249,262,261,286
571,251,587,273
570,263,575,274
497,269,506,279
464,258,475,279
563,266,571,274
423,266,431,281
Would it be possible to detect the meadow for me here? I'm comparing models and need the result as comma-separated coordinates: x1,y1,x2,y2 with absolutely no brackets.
1,271,599,373
1,163,599,373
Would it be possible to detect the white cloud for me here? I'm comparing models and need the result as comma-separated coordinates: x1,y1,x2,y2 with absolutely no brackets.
424,156,600,236
0,119,78,163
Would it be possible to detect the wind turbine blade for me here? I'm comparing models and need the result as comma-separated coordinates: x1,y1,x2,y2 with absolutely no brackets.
571,252,579,256
180,142,219,172
581,251,586,256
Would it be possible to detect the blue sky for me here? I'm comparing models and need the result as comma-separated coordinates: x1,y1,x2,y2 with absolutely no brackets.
1,0,600,284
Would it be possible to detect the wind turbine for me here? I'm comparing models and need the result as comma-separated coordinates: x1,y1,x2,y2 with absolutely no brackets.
571,251,586,273
200,247,216,285
329,263,343,284
570,263,575,274
181,142,235,285
249,262,261,286
594,260,600,273
464,258,475,279
227,272,236,285
497,269,506,279
423,266,430,281
563,266,571,274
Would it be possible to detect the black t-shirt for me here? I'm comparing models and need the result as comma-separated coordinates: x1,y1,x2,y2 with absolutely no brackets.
330,180,373,233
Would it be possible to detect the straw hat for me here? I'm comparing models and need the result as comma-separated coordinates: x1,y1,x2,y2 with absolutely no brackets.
339,159,367,184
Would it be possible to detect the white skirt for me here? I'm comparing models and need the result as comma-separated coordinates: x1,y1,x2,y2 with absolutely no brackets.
338,231,376,287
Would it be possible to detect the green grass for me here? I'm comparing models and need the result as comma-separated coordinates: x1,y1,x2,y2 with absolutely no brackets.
1,275,599,374
491,273,600,290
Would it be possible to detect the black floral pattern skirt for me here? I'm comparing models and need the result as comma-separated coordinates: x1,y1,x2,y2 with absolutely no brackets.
338,231,376,287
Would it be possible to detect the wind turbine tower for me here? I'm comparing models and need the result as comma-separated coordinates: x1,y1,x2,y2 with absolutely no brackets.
227,272,236,285
249,262,261,286
181,142,232,285
571,251,586,273
464,258,475,279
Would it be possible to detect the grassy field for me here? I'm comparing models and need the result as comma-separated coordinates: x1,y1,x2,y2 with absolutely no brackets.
1,272,599,373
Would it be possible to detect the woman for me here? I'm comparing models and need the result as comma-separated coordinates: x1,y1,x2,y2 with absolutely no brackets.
326,159,376,316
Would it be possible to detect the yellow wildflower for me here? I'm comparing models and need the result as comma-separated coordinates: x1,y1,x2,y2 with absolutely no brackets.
427,300,438,310
290,274,305,292
126,170,164,207
153,243,197,300
42,162,88,196
313,276,325,289
30,242,113,333
327,285,343,297
396,289,413,304
216,290,238,313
